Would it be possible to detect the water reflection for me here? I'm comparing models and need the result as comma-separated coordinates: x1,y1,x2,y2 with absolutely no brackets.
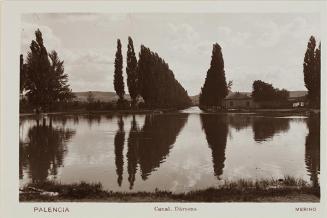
252,117,290,142
19,138,28,180
227,114,253,131
305,114,320,187
114,116,125,187
19,111,320,192
125,114,188,188
126,116,139,189
19,119,75,183
73,115,79,125
138,114,188,180
85,114,102,127
200,114,228,179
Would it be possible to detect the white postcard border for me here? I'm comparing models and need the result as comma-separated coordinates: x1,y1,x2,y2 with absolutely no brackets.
1,1,326,218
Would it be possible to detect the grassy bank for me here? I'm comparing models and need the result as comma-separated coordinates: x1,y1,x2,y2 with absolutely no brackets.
19,107,320,117
19,108,180,117
20,177,320,202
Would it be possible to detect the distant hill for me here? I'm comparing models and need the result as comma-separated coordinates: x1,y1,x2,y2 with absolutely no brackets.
190,91,307,106
288,91,307,98
73,90,307,104
73,91,130,102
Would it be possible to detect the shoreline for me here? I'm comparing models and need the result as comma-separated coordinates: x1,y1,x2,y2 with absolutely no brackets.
19,108,180,117
199,107,319,115
20,178,320,202
19,107,320,117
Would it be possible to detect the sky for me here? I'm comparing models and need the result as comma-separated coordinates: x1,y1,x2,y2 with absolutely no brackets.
21,13,320,96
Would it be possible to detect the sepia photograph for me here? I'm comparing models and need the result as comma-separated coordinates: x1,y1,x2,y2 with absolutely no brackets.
1,1,326,218
18,12,321,203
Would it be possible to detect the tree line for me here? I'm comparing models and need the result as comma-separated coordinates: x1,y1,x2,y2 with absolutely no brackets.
252,36,320,108
19,29,321,112
20,30,191,113
113,38,191,109
198,36,321,109
252,80,289,103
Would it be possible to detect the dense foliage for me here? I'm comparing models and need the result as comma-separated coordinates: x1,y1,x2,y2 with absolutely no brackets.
252,80,289,102
199,43,228,107
114,39,125,101
137,45,191,108
22,29,74,112
303,36,320,108
48,51,75,102
126,37,138,108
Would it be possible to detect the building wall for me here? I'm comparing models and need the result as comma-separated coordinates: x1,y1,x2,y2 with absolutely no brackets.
223,99,258,109
223,97,307,109
292,102,305,107
255,100,291,109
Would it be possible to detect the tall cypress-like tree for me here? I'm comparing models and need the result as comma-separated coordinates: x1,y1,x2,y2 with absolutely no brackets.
126,37,138,108
114,39,125,102
199,43,228,107
313,42,321,108
303,36,320,108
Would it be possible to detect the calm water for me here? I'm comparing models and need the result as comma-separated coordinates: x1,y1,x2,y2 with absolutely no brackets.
19,107,320,192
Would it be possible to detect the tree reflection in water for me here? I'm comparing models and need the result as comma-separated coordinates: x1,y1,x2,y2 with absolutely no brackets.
19,117,75,183
126,116,139,189
19,113,321,192
138,114,188,180
200,114,228,180
121,114,188,189
85,114,102,128
19,138,27,180
227,114,253,131
114,116,125,187
305,114,320,187
252,117,290,142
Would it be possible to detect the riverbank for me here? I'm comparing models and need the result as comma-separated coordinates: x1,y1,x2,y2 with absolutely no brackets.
199,107,319,116
20,177,320,202
19,108,179,117
19,107,320,117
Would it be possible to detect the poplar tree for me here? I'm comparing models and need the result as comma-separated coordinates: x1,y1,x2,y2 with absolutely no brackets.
137,45,191,108
303,36,321,108
114,39,125,102
313,42,321,108
199,43,228,107
126,37,138,108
